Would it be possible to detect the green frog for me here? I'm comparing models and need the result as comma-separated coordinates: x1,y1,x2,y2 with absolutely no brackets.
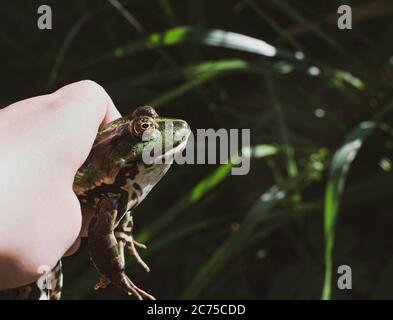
1,106,190,300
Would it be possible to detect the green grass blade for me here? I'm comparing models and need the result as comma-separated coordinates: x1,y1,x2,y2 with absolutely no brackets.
148,59,252,107
84,26,294,66
266,74,298,179
322,100,393,300
108,0,145,34
322,122,377,300
46,9,99,90
268,0,345,53
245,0,304,51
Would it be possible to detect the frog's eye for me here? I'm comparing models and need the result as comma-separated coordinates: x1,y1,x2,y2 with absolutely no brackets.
130,116,156,138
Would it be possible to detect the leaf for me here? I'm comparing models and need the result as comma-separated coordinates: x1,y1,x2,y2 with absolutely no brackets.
322,122,377,300
322,100,393,300
84,26,293,66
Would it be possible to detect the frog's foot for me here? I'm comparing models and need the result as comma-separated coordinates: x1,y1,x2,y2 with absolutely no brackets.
119,273,156,300
93,274,154,300
115,231,150,272
115,212,150,272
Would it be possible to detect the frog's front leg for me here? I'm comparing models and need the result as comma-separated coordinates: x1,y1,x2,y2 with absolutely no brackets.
87,195,155,300
115,211,150,272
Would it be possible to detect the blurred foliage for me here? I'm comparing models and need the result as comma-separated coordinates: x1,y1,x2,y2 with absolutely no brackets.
1,0,393,299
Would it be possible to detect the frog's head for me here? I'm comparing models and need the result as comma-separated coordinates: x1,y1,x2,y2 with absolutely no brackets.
123,106,191,165
73,106,190,200
115,105,190,206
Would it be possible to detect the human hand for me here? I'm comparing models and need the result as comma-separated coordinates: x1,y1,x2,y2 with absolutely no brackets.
0,80,121,289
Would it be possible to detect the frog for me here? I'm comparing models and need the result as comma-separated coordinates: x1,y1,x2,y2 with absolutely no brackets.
0,106,190,300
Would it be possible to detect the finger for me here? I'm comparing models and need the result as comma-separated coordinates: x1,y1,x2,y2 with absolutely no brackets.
46,80,122,171
1,80,122,174
53,80,121,125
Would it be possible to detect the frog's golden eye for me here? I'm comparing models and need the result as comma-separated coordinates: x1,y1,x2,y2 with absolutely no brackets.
130,116,156,138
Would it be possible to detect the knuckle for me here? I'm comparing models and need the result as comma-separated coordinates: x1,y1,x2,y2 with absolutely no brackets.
76,80,107,98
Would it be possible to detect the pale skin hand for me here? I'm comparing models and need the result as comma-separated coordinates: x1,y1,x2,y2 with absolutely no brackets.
0,80,121,289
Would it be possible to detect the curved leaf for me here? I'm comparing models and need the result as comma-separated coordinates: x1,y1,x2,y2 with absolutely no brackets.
322,100,393,299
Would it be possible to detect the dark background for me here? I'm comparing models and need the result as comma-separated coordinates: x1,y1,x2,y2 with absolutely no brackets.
1,0,393,299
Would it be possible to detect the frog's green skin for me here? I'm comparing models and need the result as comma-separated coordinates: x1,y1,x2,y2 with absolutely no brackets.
1,106,190,300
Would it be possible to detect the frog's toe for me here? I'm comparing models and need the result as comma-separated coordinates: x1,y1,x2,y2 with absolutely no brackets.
115,232,150,272
120,274,155,300
126,239,150,273
133,239,147,249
